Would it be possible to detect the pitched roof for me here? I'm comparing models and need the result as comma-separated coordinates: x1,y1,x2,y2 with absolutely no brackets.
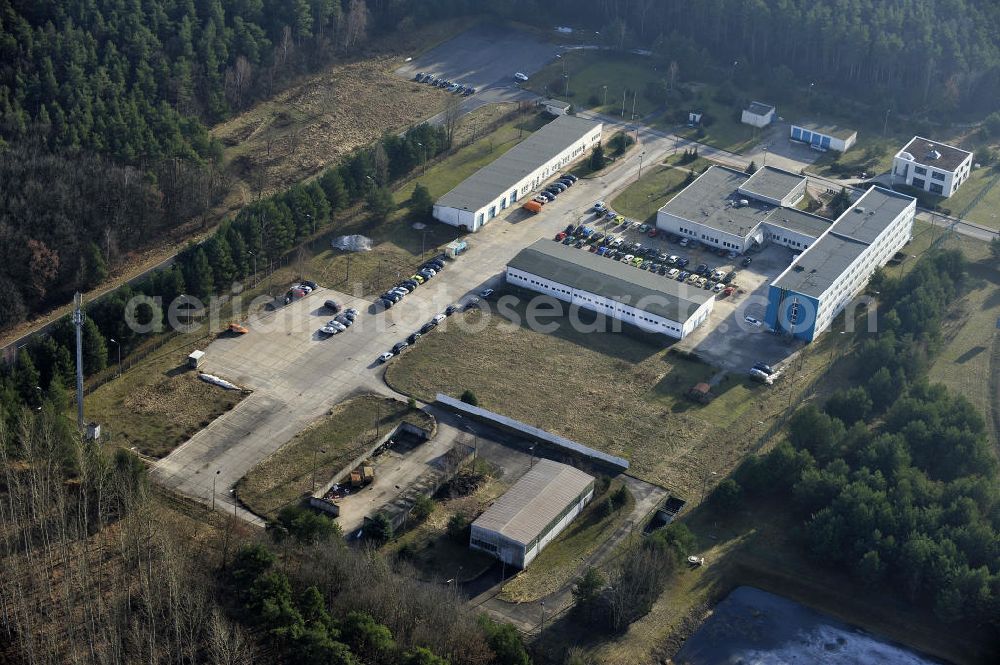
472,459,594,546
435,115,601,212
507,239,714,323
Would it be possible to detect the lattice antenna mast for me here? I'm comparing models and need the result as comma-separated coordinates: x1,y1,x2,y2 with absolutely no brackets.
73,292,84,430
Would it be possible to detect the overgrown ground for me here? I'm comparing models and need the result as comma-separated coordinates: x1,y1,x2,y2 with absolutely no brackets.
85,335,244,458
383,465,507,584
499,479,634,603
938,165,1000,228
385,298,855,498
236,395,434,520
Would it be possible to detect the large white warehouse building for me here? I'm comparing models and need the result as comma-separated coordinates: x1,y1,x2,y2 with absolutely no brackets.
765,186,916,341
506,240,715,339
470,459,594,569
433,115,602,232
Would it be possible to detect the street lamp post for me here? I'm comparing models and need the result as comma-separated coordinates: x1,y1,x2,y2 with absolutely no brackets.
312,448,327,491
248,251,258,287
883,108,891,137
212,469,220,511
637,151,646,180
540,601,546,633
528,444,536,469
603,84,608,108
108,338,121,377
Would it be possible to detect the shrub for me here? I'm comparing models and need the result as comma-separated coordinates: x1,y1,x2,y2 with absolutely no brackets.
412,495,435,521
447,513,469,542
709,478,743,512
460,390,479,406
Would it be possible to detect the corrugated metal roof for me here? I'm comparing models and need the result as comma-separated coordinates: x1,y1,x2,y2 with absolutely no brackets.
507,239,713,323
436,115,601,213
435,393,630,470
472,459,594,547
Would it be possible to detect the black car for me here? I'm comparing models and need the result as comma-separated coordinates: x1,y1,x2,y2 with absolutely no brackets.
335,314,352,327
427,259,445,270
343,310,357,321
723,270,737,284
407,332,421,345
392,341,408,354
301,280,318,290
396,282,415,293
324,299,341,313
742,257,753,267
445,304,458,316
562,236,573,245
753,362,775,375
401,279,419,290
556,178,574,187
696,263,709,275
378,298,393,309
574,239,585,248
419,322,436,335
560,173,578,183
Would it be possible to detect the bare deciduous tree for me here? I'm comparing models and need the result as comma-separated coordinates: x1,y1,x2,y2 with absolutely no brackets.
344,0,369,50
443,95,462,148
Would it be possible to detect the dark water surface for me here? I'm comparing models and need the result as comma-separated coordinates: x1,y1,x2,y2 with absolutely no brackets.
676,586,943,664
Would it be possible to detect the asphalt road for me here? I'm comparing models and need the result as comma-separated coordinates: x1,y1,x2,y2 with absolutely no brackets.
152,125,682,524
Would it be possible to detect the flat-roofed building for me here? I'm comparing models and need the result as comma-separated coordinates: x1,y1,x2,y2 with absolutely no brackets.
433,115,602,232
470,459,595,569
741,101,776,128
656,165,822,254
892,136,973,198
765,186,916,341
790,121,858,152
505,239,715,339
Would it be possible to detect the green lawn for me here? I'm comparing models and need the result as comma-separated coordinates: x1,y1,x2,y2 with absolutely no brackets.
499,479,634,603
235,395,434,520
807,137,899,180
939,165,1000,228
665,92,759,154
524,51,663,118
609,162,698,223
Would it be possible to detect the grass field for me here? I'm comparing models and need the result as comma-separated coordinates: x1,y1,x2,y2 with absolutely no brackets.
385,298,850,498
235,395,434,520
609,161,698,223
85,332,245,458
525,51,663,118
807,136,899,180
499,479,634,603
938,165,1000,228
666,93,759,154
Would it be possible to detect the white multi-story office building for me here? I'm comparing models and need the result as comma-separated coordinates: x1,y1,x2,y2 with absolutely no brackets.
892,136,973,198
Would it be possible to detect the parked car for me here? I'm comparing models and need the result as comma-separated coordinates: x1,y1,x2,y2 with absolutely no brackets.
392,341,409,354
513,72,529,82
377,298,393,309
753,362,775,375
377,352,393,364
713,282,725,292
327,320,347,332
742,257,753,267
648,229,658,238
562,236,574,245
677,257,690,268
432,313,446,324
414,72,425,81
667,268,680,278
335,315,352,327
695,263,709,275
561,173,578,183
677,271,690,281
407,332,421,345
744,315,762,327
228,322,249,335
323,299,341,313
679,237,690,247
320,324,341,335
480,288,495,298
463,87,476,96
593,201,606,212
464,297,480,310
445,305,458,316
554,232,567,241
723,270,737,284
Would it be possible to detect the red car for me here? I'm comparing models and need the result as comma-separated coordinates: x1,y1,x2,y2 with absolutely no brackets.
554,231,567,241
647,229,658,238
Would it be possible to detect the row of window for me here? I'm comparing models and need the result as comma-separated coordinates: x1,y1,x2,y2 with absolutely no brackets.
470,537,499,553
507,272,685,334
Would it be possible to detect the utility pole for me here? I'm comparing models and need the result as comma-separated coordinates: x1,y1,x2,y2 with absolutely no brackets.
603,84,608,107
883,108,891,137
212,470,220,511
73,292,84,431
621,89,626,118
109,338,121,377
631,88,637,120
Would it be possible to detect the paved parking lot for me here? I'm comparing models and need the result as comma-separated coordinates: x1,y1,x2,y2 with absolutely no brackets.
154,127,677,520
397,25,557,92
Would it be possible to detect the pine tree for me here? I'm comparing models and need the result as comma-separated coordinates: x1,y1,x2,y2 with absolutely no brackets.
84,242,109,287
745,160,757,174
409,183,433,221
81,317,108,375
186,247,216,299
206,236,237,292
13,349,41,405
319,168,348,211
